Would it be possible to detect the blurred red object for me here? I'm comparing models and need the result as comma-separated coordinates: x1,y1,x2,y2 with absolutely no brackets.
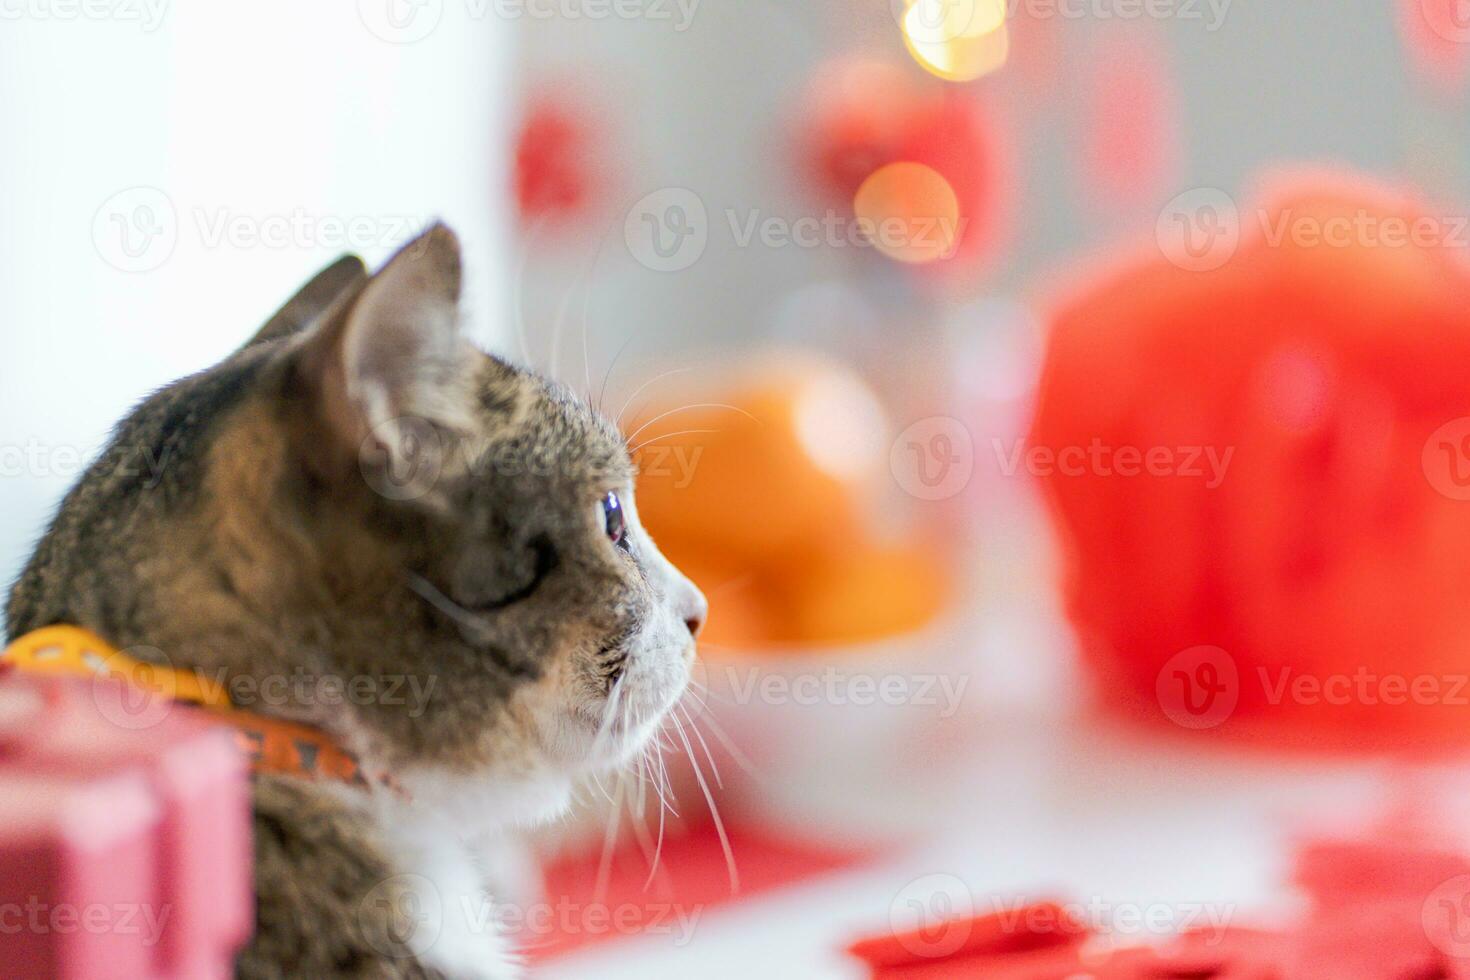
514,98,597,225
847,900,1087,971
0,673,251,980
1032,170,1470,749
846,899,1280,978
797,61,1009,274
903,92,1010,273
846,835,1470,977
528,820,866,962
801,61,919,203
1398,0,1470,93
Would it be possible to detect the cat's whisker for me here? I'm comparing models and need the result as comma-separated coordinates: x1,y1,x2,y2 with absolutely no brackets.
632,744,650,814
679,701,723,791
681,686,711,714
628,730,674,896
597,330,639,417
512,217,549,367
565,231,610,398
626,429,720,456
647,727,679,819
686,701,757,778
592,771,625,908
546,280,579,382
637,703,675,814
670,709,739,893
652,740,673,816
625,757,659,884
644,765,669,892
591,673,627,759
582,315,594,404
614,367,696,430
577,225,618,404
696,574,761,601
589,770,617,806
640,732,676,894
683,674,728,706
622,402,760,447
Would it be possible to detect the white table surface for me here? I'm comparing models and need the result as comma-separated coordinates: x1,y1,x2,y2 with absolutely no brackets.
532,710,1403,979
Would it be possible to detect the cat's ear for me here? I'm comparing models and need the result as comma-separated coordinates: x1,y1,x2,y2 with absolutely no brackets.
244,254,367,350
303,223,476,485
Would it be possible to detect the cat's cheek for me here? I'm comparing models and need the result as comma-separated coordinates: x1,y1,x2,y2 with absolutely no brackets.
504,651,610,770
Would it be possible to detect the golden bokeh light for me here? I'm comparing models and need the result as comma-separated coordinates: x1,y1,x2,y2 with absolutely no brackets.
900,0,1009,82
852,161,962,265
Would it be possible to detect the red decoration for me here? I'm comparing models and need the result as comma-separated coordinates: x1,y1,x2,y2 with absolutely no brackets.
797,61,1010,275
902,91,1011,272
513,99,597,225
527,819,868,962
1031,170,1470,749
847,835,1470,978
0,673,251,979
800,61,921,203
1399,0,1470,93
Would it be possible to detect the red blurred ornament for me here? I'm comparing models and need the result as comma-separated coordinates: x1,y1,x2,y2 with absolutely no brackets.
1399,0,1470,93
1031,170,1470,750
796,60,1010,275
847,832,1470,977
902,91,1010,271
799,60,925,201
513,99,596,225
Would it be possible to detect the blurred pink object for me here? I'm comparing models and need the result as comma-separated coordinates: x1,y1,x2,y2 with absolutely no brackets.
1081,29,1179,208
0,673,251,980
1399,0,1470,92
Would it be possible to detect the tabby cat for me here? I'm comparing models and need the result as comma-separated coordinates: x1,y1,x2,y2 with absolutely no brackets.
5,224,706,978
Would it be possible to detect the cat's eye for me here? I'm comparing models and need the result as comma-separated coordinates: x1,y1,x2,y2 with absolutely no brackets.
601,491,629,551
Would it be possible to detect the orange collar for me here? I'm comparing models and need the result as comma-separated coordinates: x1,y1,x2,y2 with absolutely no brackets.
2,625,370,789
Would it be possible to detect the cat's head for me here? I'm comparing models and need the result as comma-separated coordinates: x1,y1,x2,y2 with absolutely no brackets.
7,224,705,800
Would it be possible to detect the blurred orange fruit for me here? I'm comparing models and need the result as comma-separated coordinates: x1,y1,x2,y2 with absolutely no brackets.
629,351,957,652
630,352,889,566
783,542,951,646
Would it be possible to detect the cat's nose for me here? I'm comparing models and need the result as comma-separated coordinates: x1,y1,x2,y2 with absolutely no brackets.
682,587,708,640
